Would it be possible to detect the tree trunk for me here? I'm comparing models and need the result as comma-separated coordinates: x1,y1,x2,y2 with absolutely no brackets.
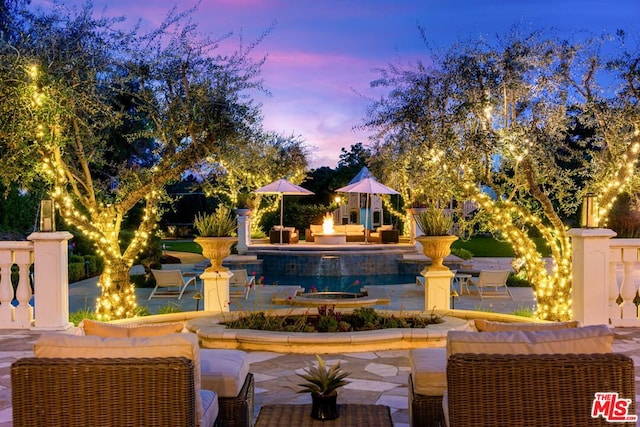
94,257,137,320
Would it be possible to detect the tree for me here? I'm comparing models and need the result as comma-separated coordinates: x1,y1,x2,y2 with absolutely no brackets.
197,131,310,234
364,28,640,321
0,2,269,319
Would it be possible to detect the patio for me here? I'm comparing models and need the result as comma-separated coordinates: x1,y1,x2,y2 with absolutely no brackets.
2,255,639,426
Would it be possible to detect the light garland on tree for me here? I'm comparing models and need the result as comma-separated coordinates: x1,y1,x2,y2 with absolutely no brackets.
468,188,573,321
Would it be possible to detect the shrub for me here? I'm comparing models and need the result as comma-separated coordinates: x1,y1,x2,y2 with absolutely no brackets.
131,273,155,288
155,304,184,314
69,255,84,264
450,247,473,260
69,308,97,326
507,273,531,287
83,255,104,276
68,262,85,283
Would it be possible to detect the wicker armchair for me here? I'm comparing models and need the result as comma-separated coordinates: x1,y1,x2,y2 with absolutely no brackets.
12,357,209,427
446,353,636,427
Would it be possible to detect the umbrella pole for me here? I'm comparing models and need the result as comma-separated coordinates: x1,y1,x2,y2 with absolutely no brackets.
365,193,370,243
280,194,284,244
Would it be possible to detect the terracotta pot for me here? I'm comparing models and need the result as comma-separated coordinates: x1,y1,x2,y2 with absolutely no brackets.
194,236,237,272
416,235,458,272
311,392,339,420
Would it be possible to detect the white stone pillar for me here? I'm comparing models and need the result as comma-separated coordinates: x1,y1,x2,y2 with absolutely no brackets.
28,231,74,331
201,270,233,312
568,228,616,326
236,212,251,255
422,269,454,311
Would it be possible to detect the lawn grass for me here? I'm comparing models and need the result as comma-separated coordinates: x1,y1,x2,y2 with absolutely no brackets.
161,235,552,258
162,240,202,254
452,235,551,257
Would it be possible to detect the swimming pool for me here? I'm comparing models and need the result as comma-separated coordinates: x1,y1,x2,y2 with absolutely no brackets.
258,274,416,293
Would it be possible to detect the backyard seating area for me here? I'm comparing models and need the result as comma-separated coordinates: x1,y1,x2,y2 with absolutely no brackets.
5,323,640,427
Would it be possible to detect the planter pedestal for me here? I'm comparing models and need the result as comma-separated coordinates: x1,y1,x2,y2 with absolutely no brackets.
416,235,458,311
201,270,233,312
422,269,454,311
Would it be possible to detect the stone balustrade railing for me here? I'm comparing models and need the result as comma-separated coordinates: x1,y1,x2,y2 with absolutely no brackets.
0,232,73,331
0,241,34,329
608,239,640,326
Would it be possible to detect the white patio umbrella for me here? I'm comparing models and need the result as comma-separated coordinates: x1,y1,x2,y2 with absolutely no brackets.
253,178,314,242
335,177,399,243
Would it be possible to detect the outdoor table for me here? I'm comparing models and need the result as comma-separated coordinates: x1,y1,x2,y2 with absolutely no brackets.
453,272,472,294
255,404,392,427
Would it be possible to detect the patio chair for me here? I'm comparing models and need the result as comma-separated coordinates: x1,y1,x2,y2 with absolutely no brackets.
149,269,196,300
468,270,512,300
229,269,255,300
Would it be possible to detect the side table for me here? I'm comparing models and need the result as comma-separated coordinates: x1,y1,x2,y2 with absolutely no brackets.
453,273,472,294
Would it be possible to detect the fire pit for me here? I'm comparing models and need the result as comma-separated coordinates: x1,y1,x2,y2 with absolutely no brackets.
314,214,347,244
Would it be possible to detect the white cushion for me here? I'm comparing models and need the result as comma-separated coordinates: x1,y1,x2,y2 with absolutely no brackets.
201,349,250,398
310,224,323,233
34,333,207,426
446,324,613,358
410,347,447,396
201,390,219,427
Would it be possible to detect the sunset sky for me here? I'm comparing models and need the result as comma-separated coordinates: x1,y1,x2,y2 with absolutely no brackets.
32,0,640,168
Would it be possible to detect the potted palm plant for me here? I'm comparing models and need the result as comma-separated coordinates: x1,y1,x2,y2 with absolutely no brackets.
193,206,237,272
414,208,458,271
297,354,350,420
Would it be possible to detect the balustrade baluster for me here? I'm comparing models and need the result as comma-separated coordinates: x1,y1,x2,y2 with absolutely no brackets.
14,249,34,327
608,248,622,323
0,247,14,324
620,248,638,323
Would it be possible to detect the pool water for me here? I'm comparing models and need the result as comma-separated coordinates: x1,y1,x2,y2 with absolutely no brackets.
258,274,416,293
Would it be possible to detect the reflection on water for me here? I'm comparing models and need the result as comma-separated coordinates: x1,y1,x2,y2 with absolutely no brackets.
259,274,416,293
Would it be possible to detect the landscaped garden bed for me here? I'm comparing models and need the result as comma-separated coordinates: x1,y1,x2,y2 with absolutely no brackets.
223,306,443,333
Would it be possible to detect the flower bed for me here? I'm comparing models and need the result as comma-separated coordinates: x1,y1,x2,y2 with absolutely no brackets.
223,306,442,333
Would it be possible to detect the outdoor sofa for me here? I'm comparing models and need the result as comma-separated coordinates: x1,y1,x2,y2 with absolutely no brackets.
12,320,254,427
305,223,365,242
409,321,635,427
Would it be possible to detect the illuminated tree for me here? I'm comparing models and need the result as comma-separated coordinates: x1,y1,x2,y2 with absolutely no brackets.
365,29,640,320
0,3,268,319
197,132,310,234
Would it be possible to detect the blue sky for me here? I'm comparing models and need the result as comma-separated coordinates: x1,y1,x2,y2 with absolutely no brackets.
32,0,640,168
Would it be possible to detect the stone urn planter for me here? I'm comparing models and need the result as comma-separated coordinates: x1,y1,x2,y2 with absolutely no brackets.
194,236,237,272
193,206,238,273
416,235,458,272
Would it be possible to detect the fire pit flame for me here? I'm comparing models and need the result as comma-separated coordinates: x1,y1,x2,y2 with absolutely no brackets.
322,213,334,234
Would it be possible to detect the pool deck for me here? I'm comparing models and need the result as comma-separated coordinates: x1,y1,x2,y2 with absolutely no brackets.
2,255,640,426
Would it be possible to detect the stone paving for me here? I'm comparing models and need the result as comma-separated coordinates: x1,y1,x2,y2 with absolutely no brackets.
2,256,640,426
